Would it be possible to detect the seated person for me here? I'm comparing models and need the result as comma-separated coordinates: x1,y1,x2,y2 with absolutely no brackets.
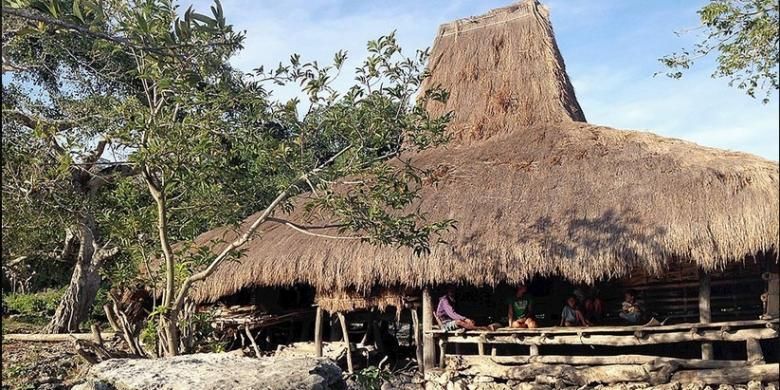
619,289,644,324
574,286,604,323
507,284,538,328
560,295,591,327
436,287,479,331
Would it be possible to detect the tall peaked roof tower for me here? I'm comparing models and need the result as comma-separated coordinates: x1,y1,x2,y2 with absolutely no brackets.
422,0,586,144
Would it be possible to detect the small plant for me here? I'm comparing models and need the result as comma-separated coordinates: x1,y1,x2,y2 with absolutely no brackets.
354,365,390,390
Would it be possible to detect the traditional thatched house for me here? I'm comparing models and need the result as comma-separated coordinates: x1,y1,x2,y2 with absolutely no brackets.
187,0,778,377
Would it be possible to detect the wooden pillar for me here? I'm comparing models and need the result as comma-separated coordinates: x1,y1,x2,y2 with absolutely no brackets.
422,288,436,371
411,308,424,369
746,338,765,364
314,307,324,358
529,344,539,356
337,312,353,373
764,272,779,319
699,269,714,360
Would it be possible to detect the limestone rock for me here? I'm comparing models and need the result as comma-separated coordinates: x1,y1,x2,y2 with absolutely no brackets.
74,353,344,390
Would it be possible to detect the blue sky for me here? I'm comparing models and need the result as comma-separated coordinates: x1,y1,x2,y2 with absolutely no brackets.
190,0,779,160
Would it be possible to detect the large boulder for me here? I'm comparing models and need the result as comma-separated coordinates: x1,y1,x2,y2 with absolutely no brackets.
72,353,344,390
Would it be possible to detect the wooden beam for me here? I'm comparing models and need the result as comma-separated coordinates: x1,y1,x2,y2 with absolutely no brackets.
449,359,675,385
411,308,424,368
671,363,779,384
746,338,764,364
337,312,353,374
422,288,436,371
699,269,713,360
438,327,777,346
314,307,323,358
425,319,778,336
3,333,117,342
336,312,355,374
244,324,261,358
454,354,749,369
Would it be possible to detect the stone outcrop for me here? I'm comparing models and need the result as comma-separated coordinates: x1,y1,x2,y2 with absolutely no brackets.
72,353,344,390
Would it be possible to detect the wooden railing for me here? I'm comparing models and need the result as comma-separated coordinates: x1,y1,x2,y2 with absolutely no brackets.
426,319,778,364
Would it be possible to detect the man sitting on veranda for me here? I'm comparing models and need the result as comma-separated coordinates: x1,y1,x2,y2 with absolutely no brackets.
436,287,479,332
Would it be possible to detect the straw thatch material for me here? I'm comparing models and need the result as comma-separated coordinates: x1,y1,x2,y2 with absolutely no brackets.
420,1,585,144
183,1,779,304
189,120,778,303
315,288,407,313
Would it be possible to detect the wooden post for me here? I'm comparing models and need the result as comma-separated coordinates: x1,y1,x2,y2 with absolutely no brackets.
699,269,714,360
411,308,424,369
337,312,353,374
529,344,540,356
746,338,764,364
765,272,779,319
314,307,324,358
422,288,436,371
477,335,485,356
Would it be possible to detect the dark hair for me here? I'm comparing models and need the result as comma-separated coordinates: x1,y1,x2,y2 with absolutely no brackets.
625,289,637,297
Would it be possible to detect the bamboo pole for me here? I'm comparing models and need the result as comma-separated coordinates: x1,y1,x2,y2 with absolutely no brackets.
337,312,353,374
699,269,713,360
314,307,324,358
422,288,435,371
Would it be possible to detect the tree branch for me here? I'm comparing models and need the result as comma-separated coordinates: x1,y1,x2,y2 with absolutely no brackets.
171,144,354,310
266,217,365,240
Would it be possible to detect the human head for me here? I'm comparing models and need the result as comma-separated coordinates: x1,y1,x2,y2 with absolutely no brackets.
446,286,456,300
624,289,637,303
515,284,528,297
566,295,577,307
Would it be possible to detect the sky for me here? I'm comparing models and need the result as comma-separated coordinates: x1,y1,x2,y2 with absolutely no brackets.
189,0,780,161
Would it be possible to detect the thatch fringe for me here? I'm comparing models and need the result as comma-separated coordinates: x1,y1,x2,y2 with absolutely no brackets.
315,288,409,313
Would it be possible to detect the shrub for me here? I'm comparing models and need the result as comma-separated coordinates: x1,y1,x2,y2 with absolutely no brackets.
3,288,64,319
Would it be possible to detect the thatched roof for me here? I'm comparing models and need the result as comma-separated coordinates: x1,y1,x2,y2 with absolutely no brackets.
420,1,585,144
186,1,779,303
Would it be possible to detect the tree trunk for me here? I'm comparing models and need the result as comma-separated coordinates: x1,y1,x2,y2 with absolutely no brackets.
46,221,102,333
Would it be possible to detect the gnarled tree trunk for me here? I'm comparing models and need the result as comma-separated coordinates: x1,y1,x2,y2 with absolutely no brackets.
46,217,116,333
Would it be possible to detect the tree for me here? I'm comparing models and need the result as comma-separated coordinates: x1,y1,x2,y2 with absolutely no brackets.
659,0,779,103
3,0,453,355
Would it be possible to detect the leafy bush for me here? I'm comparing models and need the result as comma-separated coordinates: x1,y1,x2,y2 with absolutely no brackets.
354,366,390,390
3,288,64,319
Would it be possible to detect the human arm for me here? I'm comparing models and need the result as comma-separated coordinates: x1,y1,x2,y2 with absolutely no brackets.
508,304,514,325
440,297,466,321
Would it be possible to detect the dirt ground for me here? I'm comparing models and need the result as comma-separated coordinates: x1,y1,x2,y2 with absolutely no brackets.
2,318,85,390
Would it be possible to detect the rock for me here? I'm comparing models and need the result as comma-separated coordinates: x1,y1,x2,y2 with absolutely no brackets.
718,385,735,390
682,382,706,390
80,353,344,390
448,379,469,390
653,383,681,390
473,376,496,384
747,381,763,390
766,384,779,390
72,381,116,390
516,383,552,390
